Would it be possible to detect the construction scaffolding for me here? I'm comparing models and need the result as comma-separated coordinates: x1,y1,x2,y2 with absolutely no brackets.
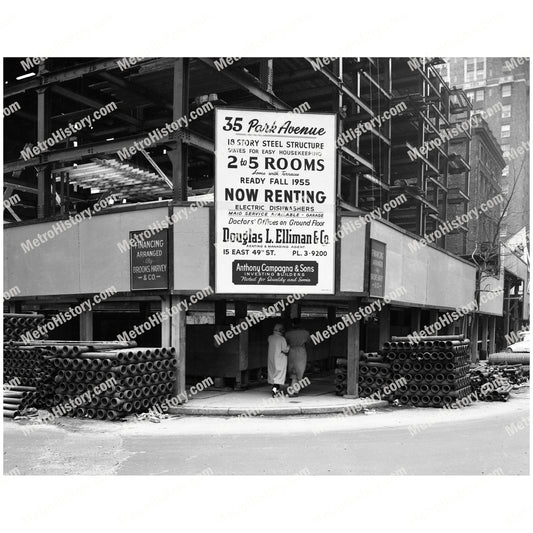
4,57,470,253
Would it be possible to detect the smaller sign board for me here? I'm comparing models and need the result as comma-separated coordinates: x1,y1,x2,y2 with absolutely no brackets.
130,229,169,290
369,239,386,298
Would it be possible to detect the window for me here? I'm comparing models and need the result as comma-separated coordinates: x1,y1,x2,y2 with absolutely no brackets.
502,104,511,118
502,84,512,97
464,58,486,82
475,89,484,102
466,90,474,102
502,166,509,177
465,59,475,82
480,144,488,163
501,143,510,155
501,125,511,138
476,58,485,78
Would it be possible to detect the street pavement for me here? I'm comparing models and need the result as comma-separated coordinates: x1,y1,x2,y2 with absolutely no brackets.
3,389,529,475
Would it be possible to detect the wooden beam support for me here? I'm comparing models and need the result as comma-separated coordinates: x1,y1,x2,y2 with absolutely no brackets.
235,301,248,390
169,295,186,398
345,299,361,398
470,314,479,363
489,315,497,354
481,315,489,360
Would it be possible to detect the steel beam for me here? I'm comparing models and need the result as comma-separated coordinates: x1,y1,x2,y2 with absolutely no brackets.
405,142,440,176
341,145,375,172
359,69,392,100
306,58,375,117
98,71,173,111
51,85,141,127
4,58,152,98
4,130,214,174
139,149,173,189
198,58,291,110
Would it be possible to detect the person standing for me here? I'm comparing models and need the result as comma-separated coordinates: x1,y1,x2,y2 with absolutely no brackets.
285,319,310,395
267,323,289,397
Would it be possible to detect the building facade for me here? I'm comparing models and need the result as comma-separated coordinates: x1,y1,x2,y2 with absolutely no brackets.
442,57,530,240
447,115,506,257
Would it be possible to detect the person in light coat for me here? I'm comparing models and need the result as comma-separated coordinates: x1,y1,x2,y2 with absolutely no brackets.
285,319,311,395
267,323,289,397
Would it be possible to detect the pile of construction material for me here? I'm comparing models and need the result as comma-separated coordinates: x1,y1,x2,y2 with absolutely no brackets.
335,358,347,395
3,313,50,414
3,345,49,388
45,344,177,420
3,385,38,418
495,364,529,383
358,352,393,399
469,362,528,402
335,353,394,399
3,313,47,342
383,335,472,408
3,341,177,420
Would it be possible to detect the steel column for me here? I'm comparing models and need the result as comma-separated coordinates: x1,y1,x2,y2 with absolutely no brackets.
36,83,52,219
170,58,189,202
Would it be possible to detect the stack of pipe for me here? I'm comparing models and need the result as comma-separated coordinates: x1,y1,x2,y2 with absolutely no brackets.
383,334,472,408
3,386,37,418
3,313,47,342
358,352,393,399
335,358,347,395
43,344,177,420
3,345,48,388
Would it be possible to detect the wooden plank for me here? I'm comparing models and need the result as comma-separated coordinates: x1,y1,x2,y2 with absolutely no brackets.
170,295,187,398
235,301,248,389
345,299,361,397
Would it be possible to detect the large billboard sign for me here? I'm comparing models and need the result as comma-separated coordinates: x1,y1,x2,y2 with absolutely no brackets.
215,108,336,294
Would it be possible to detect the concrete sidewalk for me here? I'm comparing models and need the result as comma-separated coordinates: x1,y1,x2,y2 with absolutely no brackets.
169,374,388,416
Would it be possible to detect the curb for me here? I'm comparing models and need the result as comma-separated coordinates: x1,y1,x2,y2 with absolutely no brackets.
168,399,389,417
